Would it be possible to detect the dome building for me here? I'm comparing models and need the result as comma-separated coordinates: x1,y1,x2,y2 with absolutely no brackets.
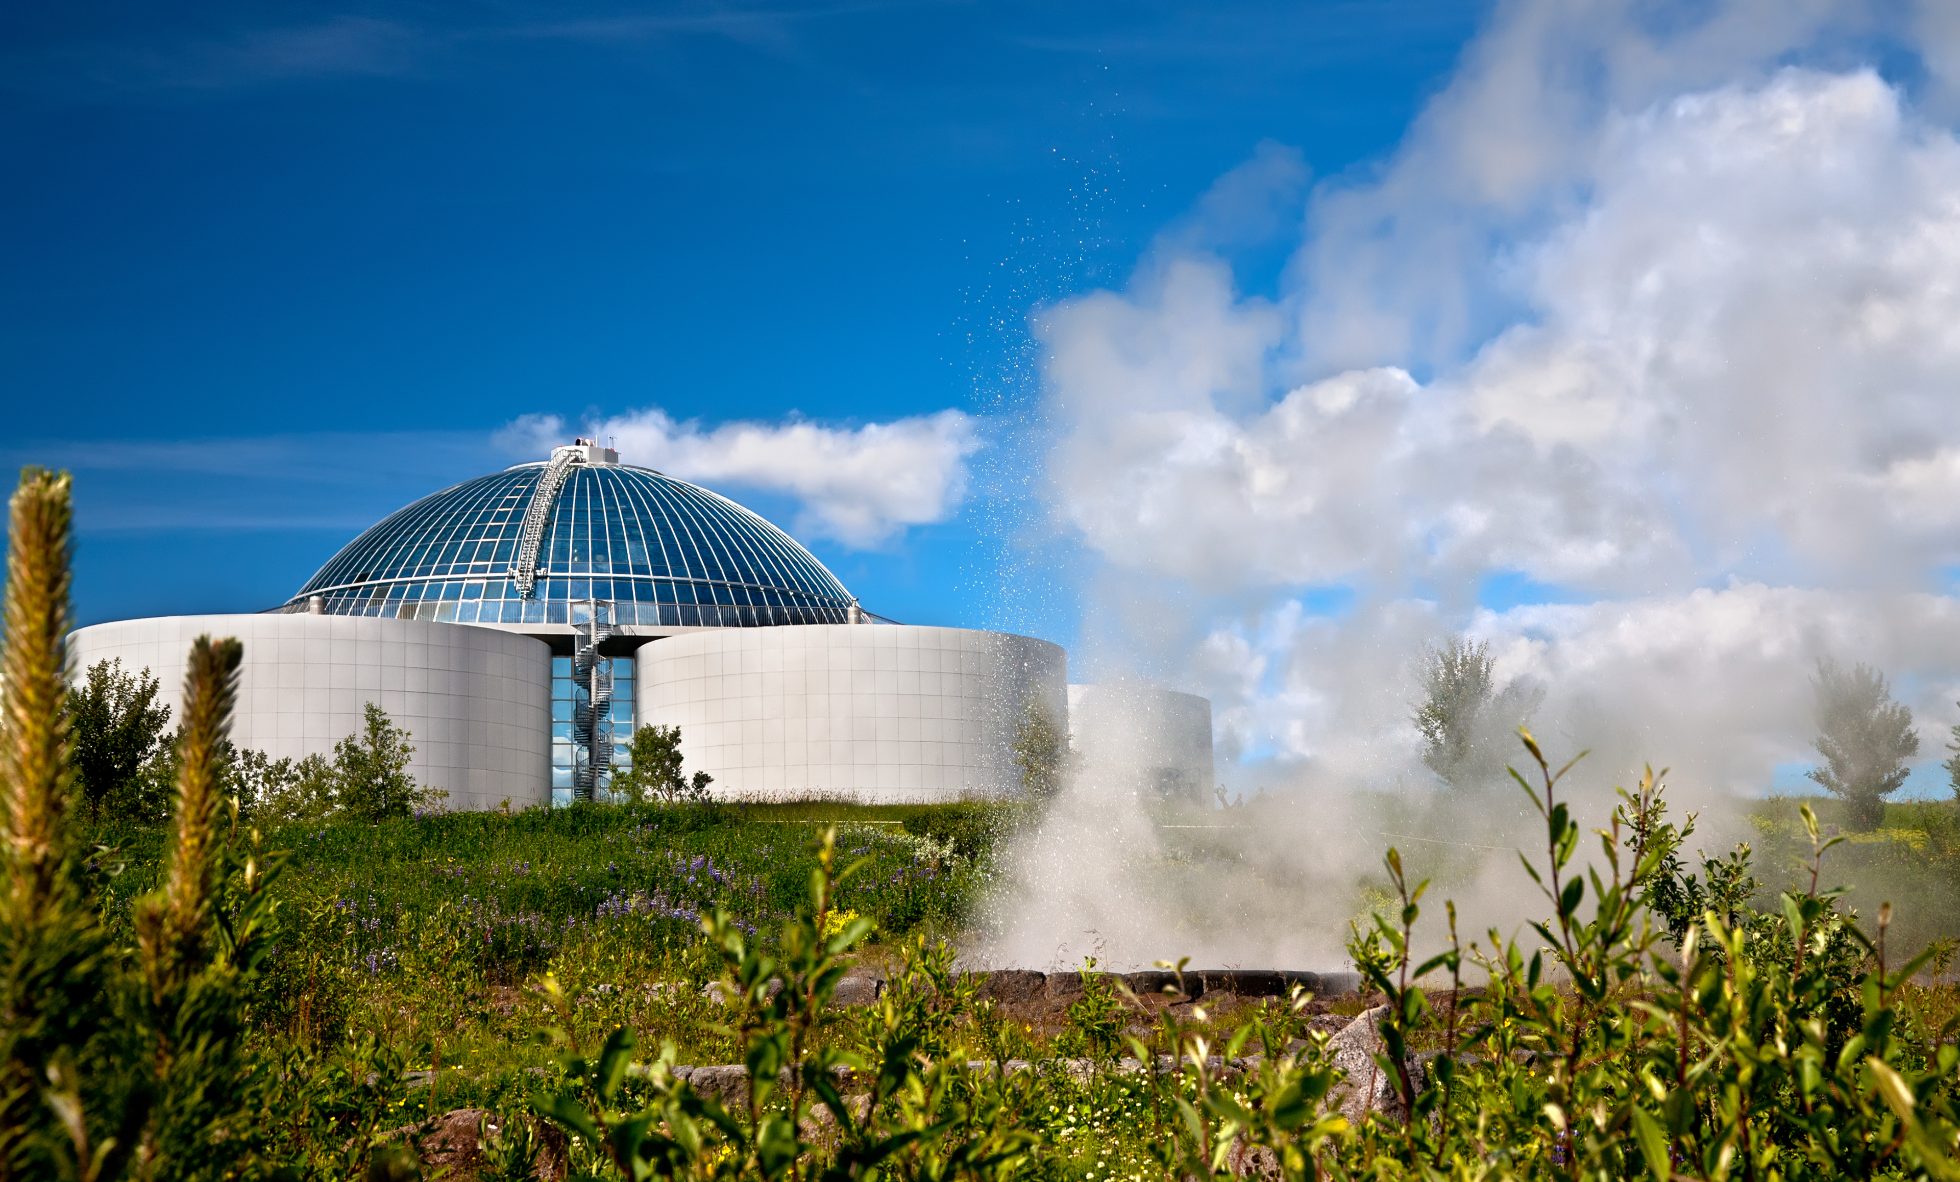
68,440,1178,809
284,441,858,630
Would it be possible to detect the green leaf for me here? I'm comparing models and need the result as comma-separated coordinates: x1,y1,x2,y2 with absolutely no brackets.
1867,1056,1915,1121
1631,1107,1671,1182
538,1094,602,1147
1560,876,1585,918
595,1027,637,1101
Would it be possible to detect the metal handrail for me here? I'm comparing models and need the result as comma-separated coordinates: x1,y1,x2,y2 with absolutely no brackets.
510,446,583,598
571,599,616,801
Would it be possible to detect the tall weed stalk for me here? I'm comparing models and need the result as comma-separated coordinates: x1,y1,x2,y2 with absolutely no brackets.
0,470,275,1180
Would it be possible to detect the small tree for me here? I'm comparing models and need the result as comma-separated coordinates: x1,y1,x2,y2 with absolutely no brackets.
1411,636,1542,792
1945,702,1960,812
610,724,712,803
1012,700,1067,804
331,703,426,820
1808,658,1918,832
224,745,337,825
66,657,173,822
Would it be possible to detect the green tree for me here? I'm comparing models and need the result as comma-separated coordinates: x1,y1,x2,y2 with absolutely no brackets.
1808,658,1919,832
1012,700,1067,804
223,745,337,825
1945,702,1960,812
331,702,427,820
609,724,712,803
1411,636,1542,792
66,657,173,822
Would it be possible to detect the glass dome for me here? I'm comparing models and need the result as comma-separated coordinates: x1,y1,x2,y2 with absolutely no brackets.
284,452,856,628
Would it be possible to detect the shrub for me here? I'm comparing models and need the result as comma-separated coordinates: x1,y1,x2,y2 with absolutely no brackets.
898,800,1003,861
333,702,431,820
1011,701,1066,804
610,724,714,804
66,657,174,823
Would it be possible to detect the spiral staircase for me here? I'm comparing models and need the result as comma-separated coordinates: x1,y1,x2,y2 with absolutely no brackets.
570,601,616,802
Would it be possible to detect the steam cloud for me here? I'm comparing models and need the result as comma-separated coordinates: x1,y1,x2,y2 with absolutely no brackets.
983,1,1960,969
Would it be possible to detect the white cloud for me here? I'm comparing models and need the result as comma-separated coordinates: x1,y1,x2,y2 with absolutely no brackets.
1047,68,1960,599
500,408,979,549
1031,5,1960,799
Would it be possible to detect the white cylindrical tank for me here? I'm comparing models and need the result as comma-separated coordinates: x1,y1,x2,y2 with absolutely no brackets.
636,624,1067,800
67,614,553,811
1067,683,1215,803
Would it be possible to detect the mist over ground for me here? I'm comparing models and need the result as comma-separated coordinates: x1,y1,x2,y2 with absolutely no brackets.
977,0,1960,971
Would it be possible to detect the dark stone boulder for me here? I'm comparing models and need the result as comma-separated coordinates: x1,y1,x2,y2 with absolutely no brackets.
1121,969,1198,1000
679,1064,752,1108
383,1108,567,1181
971,969,1046,1004
1193,969,1291,997
1042,972,1087,1000
1313,970,1363,998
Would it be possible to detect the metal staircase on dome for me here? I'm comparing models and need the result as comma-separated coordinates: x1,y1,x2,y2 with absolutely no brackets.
510,438,618,599
570,600,616,802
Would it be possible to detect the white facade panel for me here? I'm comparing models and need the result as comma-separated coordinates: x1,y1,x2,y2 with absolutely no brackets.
68,614,552,812
636,624,1066,802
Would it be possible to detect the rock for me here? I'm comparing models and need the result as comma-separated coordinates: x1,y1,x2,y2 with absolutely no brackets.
1325,1005,1405,1124
701,978,782,1005
1122,969,1197,999
831,975,881,1006
1194,969,1278,997
1196,969,1327,998
486,984,526,1016
383,1107,567,1181
960,1058,1034,1075
683,1064,752,1108
1043,972,1087,1000
1313,971,1363,998
1226,1142,1282,1180
798,1093,873,1141
972,969,1046,1004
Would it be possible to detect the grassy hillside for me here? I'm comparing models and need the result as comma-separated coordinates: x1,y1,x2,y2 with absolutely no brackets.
94,799,1005,1060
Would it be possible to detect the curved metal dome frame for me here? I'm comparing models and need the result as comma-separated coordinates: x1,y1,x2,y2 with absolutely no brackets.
283,455,855,629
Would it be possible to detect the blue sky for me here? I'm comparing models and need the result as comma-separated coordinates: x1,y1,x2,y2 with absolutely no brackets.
19,1,1960,798
1,0,1477,634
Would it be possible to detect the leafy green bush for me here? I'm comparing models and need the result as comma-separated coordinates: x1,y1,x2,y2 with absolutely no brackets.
609,724,714,804
898,801,1008,862
65,657,174,823
1057,961,1127,1060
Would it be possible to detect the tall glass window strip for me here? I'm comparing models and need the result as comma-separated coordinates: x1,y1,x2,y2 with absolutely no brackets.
551,654,635,807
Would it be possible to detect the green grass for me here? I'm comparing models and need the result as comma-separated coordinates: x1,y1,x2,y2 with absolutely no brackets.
74,793,1960,1177
88,799,1015,1093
